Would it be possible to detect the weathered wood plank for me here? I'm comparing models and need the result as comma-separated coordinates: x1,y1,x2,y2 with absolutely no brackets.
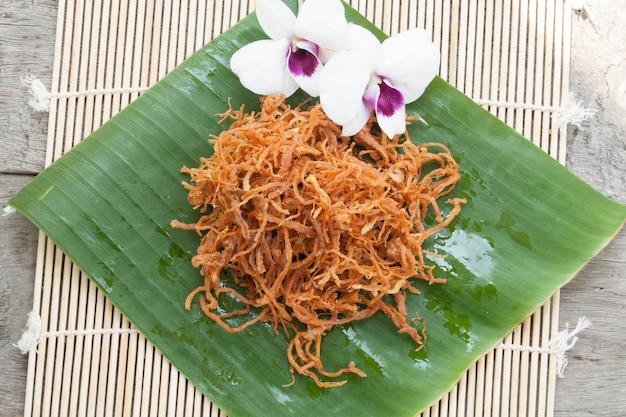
566,1,626,207
0,0,57,175
555,7,626,414
556,228,626,416
0,174,38,416
1,1,57,414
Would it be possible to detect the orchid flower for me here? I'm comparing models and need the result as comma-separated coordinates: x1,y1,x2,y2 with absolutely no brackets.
318,24,440,137
230,0,349,97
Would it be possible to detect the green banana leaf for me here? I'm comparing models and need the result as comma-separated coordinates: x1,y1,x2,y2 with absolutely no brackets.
10,2,625,416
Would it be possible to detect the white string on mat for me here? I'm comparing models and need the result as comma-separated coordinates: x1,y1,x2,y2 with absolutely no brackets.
496,316,592,378
21,75,595,130
15,311,139,355
20,75,150,113
473,99,560,112
16,310,590,378
473,94,596,129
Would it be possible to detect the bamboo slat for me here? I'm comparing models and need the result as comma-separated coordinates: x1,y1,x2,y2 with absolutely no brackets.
24,1,572,416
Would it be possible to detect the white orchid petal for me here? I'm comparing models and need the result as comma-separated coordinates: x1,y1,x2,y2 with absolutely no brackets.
376,101,407,138
289,41,322,96
340,101,373,136
345,23,383,70
294,0,349,61
256,0,297,40
230,39,298,97
363,82,380,109
319,51,371,129
292,39,321,78
377,28,440,103
289,49,322,96
375,80,404,117
295,39,318,56
375,80,407,137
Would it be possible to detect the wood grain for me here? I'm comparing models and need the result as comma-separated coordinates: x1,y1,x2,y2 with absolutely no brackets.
1,1,56,415
0,175,38,417
555,6,626,413
0,0,56,175
556,228,626,417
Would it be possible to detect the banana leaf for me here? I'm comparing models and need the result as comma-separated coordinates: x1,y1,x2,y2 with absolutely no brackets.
10,2,625,416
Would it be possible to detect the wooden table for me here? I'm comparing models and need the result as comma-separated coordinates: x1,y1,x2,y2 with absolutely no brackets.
1,1,624,416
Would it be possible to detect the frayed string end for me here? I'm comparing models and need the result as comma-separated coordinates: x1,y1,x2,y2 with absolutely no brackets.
21,75,51,112
497,316,591,378
15,311,42,354
550,316,592,377
15,311,140,354
3,205,16,217
552,94,596,129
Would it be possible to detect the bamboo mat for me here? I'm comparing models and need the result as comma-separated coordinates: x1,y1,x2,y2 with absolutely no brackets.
25,1,572,416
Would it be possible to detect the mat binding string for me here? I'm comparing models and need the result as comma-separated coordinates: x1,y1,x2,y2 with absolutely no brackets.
20,75,595,129
16,310,589,378
20,75,150,113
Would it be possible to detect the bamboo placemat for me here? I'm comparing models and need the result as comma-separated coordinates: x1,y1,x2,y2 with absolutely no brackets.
24,1,573,416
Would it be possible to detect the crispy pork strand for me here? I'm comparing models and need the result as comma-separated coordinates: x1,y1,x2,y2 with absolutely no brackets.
171,95,465,388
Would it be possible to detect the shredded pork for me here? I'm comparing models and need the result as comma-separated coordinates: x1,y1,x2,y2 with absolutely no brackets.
171,95,465,387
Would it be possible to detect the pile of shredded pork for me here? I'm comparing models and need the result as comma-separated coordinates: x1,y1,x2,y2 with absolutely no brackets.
171,95,465,387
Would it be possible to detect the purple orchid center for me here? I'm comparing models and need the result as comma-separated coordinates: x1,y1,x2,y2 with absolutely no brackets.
288,41,320,77
376,79,404,117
